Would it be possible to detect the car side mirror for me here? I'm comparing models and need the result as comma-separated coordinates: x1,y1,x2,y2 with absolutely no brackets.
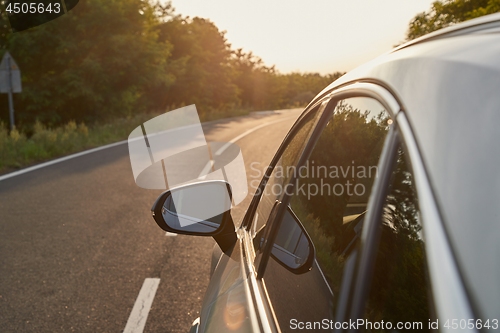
151,181,237,252
270,206,315,274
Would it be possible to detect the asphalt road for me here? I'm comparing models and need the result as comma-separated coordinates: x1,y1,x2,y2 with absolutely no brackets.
0,109,301,333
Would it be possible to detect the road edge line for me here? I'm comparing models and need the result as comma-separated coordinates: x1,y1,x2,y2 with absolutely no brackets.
198,115,297,179
0,111,301,182
0,140,129,182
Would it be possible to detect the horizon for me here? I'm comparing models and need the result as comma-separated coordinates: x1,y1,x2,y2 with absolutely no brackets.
167,0,437,75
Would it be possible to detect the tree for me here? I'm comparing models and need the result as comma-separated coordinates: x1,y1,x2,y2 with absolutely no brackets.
157,16,240,113
3,0,175,125
302,101,389,238
0,0,345,128
406,0,500,40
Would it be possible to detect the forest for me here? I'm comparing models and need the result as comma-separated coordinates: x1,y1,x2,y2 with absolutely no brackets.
0,0,498,128
0,0,343,128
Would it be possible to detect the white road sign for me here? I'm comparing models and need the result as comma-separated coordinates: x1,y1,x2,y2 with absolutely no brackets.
0,51,22,93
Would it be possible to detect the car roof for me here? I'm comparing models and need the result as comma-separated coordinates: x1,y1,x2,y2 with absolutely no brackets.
315,12,500,103
314,12,500,320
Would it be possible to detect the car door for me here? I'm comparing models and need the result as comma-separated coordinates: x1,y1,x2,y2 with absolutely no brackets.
264,94,397,331
339,129,436,332
197,99,326,333
339,110,476,332
241,83,404,332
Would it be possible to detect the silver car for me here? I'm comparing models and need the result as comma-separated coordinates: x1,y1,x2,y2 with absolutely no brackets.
151,13,500,333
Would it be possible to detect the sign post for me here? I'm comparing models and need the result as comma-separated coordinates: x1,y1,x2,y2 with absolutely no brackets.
0,51,22,130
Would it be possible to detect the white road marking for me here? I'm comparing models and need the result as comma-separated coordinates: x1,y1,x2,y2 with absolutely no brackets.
197,159,214,180
0,120,228,182
214,116,295,156
251,110,275,115
197,115,297,179
0,139,128,182
0,111,300,183
165,232,177,236
123,278,160,333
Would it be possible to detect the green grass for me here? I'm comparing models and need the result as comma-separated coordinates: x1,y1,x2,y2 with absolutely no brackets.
0,107,251,174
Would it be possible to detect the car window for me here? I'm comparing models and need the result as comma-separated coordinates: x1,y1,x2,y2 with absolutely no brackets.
251,105,322,242
360,145,433,332
262,97,392,331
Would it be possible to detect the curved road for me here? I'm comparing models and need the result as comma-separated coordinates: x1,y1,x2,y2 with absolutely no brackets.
0,109,301,333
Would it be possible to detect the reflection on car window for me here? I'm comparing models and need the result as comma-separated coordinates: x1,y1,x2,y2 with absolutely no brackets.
362,146,432,332
262,97,392,331
292,98,390,295
252,106,321,242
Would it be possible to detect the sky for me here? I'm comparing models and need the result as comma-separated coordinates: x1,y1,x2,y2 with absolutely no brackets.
166,0,437,75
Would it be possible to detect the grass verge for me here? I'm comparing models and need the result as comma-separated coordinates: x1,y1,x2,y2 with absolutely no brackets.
0,107,251,175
